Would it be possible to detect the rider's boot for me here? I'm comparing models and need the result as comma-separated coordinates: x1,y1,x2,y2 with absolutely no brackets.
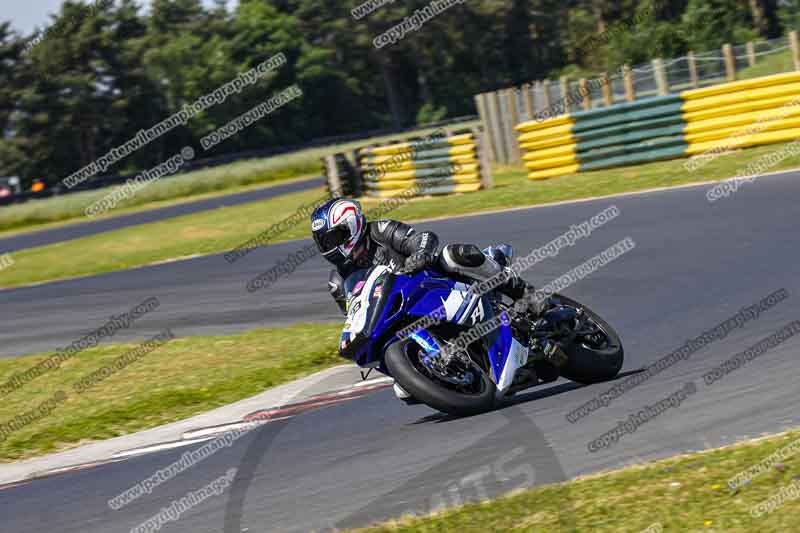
491,246,545,317
501,269,545,316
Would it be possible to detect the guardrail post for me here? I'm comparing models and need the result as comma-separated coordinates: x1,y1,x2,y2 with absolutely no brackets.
746,41,756,67
790,31,800,71
504,89,522,163
722,43,736,81
521,83,535,121
687,51,699,88
579,78,591,110
488,90,509,164
345,152,363,197
474,93,498,163
560,76,571,113
540,80,552,112
323,154,343,197
652,58,669,95
623,65,635,101
600,72,613,106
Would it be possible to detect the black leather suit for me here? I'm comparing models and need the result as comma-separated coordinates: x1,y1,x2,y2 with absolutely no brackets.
327,219,438,314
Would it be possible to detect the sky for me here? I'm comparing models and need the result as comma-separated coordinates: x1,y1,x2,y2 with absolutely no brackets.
4,0,235,35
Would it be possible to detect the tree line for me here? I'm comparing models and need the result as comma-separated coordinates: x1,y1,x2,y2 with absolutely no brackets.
0,0,795,186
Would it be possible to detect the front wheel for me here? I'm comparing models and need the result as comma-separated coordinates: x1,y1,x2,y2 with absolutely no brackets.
384,338,496,416
553,295,624,384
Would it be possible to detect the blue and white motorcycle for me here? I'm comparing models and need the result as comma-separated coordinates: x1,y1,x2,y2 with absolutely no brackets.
339,245,624,416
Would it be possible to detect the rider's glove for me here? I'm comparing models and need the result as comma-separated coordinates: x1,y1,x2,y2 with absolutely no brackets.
399,251,434,275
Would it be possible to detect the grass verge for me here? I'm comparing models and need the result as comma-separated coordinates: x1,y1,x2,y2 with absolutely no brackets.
0,185,329,287
0,322,343,462
0,123,475,235
356,430,800,533
738,47,796,81
0,173,319,241
0,159,319,235
2,140,799,289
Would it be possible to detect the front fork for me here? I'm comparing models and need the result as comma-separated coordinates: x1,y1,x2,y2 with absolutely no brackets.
533,303,592,368
505,299,579,369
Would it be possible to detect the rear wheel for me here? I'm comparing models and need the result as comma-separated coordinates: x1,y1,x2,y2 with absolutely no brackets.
554,296,624,384
385,338,496,416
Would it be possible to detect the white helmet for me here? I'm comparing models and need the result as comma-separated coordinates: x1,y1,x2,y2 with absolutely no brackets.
311,198,368,266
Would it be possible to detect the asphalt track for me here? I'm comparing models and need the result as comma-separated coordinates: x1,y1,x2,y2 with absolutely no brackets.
2,171,800,531
0,176,323,254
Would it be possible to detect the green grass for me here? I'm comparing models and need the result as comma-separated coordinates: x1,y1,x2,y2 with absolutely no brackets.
0,159,319,236
0,322,344,462
0,173,322,243
0,122,476,236
355,430,800,532
2,139,799,289
738,48,797,81
0,185,331,287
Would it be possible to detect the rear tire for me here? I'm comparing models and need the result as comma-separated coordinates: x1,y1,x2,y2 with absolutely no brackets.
556,296,624,384
385,338,496,416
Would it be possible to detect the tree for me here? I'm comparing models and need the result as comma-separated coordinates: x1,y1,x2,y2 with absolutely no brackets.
0,23,27,178
13,0,123,182
0,0,779,182
748,0,781,38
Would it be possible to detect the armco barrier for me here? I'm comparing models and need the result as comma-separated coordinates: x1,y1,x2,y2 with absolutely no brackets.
352,128,492,198
516,72,800,180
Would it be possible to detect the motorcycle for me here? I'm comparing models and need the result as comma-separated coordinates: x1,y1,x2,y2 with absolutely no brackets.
338,244,624,416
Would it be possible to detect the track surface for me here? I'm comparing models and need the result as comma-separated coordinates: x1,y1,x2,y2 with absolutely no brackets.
0,176,323,254
2,172,800,531
2,171,798,359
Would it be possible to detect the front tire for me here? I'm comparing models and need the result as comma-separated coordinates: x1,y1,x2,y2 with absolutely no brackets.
555,296,624,384
385,338,496,416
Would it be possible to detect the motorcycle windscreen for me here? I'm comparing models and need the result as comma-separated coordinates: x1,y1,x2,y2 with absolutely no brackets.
340,266,393,360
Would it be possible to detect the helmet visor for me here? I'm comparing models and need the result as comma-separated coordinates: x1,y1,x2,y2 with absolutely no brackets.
315,225,352,253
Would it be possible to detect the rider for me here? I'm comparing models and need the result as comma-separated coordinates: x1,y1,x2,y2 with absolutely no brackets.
310,197,533,317
311,197,538,403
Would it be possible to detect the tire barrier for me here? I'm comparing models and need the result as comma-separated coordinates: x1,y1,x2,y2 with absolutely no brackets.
516,71,800,181
321,153,361,197
682,72,800,159
517,96,687,180
355,128,492,198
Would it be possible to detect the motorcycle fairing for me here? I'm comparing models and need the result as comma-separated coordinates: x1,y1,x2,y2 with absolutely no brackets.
339,260,529,398
340,265,392,364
